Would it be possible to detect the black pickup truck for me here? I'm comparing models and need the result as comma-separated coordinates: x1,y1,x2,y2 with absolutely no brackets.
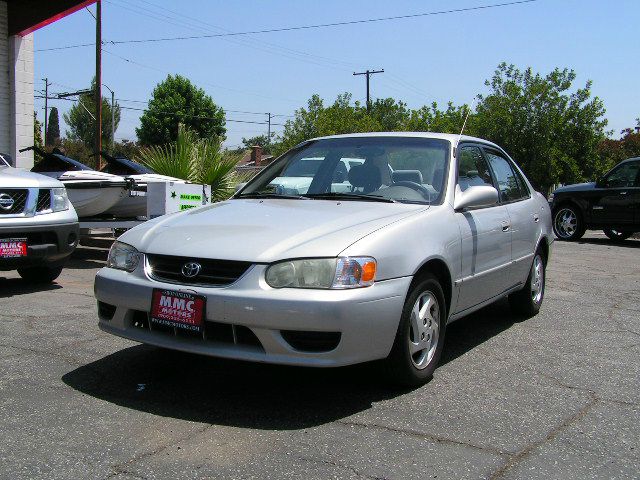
549,157,640,241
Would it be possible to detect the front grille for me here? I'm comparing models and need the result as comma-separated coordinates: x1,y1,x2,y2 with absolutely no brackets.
3,231,57,246
147,254,252,286
36,189,51,212
0,189,28,215
130,310,264,351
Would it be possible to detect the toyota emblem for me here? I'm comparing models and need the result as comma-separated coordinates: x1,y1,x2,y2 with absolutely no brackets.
0,193,14,211
181,262,201,278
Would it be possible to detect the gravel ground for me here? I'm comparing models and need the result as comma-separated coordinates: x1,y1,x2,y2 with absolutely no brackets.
0,232,638,479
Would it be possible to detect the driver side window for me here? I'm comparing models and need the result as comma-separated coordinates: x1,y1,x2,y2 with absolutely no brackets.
603,161,640,188
457,146,493,191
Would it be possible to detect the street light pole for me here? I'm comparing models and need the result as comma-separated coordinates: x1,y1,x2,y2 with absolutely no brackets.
102,84,115,153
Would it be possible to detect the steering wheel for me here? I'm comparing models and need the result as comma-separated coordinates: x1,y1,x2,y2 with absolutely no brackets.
391,180,432,199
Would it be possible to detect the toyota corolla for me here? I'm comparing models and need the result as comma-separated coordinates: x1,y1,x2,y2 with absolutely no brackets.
94,133,552,386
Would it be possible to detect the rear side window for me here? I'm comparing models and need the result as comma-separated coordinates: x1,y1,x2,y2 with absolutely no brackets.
457,146,494,191
485,151,528,202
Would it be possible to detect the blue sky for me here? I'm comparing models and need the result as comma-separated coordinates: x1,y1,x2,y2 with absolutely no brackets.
34,0,640,148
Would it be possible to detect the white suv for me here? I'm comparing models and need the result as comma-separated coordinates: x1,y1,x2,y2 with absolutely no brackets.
1,159,79,283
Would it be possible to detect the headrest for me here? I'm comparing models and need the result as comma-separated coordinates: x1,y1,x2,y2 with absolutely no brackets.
348,164,382,192
392,169,423,184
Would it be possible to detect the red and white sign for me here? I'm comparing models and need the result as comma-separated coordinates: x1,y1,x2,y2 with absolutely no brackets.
150,289,205,332
0,238,27,258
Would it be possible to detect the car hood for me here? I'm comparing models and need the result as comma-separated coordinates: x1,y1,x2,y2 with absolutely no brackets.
0,165,65,188
122,198,427,262
554,181,596,193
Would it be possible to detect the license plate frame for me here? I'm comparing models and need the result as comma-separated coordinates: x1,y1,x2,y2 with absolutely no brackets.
0,238,27,258
150,289,206,333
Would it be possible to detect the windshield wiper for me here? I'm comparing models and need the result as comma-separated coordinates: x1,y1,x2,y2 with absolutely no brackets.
305,192,396,203
236,192,309,200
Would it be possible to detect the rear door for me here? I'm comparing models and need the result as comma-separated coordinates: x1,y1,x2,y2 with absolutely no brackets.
455,144,513,313
483,148,538,287
591,160,640,226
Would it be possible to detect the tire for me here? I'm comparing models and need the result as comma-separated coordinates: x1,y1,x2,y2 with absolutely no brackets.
603,228,633,241
385,273,447,387
509,251,545,318
553,205,585,241
17,266,63,284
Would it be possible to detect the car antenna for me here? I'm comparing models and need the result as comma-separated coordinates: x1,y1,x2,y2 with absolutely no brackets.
454,105,471,151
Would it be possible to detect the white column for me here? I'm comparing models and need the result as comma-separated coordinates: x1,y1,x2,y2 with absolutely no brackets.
0,1,11,161
9,33,34,169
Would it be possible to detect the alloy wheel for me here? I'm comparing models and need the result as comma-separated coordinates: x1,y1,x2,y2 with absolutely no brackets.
554,208,578,239
408,291,440,369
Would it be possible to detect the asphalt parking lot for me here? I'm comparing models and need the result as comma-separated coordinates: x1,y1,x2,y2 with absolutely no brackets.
0,233,638,480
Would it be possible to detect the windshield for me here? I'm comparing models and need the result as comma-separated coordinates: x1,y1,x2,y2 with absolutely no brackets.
103,157,154,175
31,153,93,173
237,136,450,204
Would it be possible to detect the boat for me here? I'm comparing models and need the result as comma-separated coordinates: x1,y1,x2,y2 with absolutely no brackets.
22,147,130,218
99,152,184,218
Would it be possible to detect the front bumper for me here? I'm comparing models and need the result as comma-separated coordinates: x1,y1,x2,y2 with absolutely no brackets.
94,262,411,367
0,221,79,270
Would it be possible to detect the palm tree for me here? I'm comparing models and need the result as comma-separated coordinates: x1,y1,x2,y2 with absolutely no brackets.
136,125,244,201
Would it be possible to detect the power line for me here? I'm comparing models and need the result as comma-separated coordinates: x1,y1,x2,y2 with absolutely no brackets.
35,0,538,51
34,94,285,126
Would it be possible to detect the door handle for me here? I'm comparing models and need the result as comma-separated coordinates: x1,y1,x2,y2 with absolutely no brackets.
620,191,628,195
533,214,540,223
501,221,510,232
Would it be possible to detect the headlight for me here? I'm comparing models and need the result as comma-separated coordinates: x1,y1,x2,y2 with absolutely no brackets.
107,241,140,272
265,257,376,289
52,188,69,212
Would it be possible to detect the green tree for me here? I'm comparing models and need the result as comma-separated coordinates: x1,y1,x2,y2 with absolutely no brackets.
474,63,607,193
46,107,61,147
136,75,226,146
60,138,94,168
598,120,640,174
63,78,121,151
404,102,472,134
113,139,141,160
34,111,44,150
136,125,241,201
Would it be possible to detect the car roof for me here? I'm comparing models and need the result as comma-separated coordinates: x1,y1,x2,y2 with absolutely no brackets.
309,131,502,149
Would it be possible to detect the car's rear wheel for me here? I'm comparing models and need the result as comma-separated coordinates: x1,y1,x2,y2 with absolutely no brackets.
553,205,585,241
509,250,545,318
385,273,447,387
603,228,633,241
17,266,63,283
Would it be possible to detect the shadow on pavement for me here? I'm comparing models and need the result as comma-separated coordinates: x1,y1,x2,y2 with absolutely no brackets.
67,245,109,270
62,300,517,429
577,237,640,249
0,277,63,298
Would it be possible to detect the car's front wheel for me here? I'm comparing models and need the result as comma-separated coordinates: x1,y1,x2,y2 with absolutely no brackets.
386,273,447,387
553,205,585,241
509,251,545,318
603,228,633,241
17,266,63,283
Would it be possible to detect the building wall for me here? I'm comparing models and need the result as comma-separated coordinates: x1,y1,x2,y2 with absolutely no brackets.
0,0,34,169
10,34,34,168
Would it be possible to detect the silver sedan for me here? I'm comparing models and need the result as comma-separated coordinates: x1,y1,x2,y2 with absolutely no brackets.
94,132,552,386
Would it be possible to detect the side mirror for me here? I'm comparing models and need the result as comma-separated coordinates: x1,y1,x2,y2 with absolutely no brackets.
454,185,499,211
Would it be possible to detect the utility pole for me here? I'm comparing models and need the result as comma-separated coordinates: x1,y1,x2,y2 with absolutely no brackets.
95,0,102,168
353,69,384,112
42,78,50,143
266,112,272,144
